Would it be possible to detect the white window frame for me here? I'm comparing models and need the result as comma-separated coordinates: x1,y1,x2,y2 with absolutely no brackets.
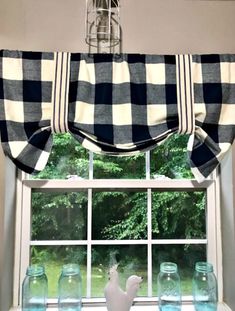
12,151,223,309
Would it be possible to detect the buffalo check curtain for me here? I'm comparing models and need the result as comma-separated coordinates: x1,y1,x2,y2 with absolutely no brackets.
0,50,235,182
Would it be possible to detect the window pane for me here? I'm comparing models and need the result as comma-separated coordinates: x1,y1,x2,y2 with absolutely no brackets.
93,153,146,179
152,244,207,296
152,191,206,239
92,191,147,240
30,246,87,298
91,245,147,298
151,134,193,179
31,191,88,240
31,133,89,179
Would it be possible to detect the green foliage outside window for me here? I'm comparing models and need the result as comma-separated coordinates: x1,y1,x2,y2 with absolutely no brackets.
31,133,206,297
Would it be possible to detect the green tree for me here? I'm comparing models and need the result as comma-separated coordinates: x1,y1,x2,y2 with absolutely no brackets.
32,133,205,264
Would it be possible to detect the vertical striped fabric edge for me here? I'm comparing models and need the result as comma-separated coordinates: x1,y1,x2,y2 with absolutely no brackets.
176,54,195,135
51,52,71,134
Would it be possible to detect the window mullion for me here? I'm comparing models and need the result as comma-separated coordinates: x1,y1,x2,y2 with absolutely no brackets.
214,171,223,302
146,151,152,297
87,188,92,299
87,151,94,298
89,151,93,180
23,179,213,190
13,172,24,307
147,188,152,297
146,151,150,180
206,181,218,270
19,183,32,305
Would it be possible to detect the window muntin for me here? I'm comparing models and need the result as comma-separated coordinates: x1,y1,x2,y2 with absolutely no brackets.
15,133,219,307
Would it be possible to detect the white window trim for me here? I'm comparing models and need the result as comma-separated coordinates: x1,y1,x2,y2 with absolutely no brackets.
9,302,233,311
2,146,235,310
13,171,222,308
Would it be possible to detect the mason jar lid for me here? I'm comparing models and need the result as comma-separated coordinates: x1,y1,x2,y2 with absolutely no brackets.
160,262,178,273
26,264,45,276
62,263,81,275
195,261,213,273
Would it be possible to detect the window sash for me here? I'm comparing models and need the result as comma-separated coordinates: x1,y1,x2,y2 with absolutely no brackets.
13,175,221,306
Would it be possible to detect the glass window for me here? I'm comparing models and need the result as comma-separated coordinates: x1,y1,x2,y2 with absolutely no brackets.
32,191,88,240
31,245,87,298
152,244,207,296
16,133,218,306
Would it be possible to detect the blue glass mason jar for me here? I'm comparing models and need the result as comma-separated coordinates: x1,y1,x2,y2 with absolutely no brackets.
22,264,48,311
157,262,181,311
58,263,82,311
192,262,218,311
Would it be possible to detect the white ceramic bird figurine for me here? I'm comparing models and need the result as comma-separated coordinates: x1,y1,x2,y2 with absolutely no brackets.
104,264,143,311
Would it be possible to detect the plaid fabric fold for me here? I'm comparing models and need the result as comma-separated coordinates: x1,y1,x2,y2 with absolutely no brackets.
190,54,235,181
0,50,235,182
0,50,54,172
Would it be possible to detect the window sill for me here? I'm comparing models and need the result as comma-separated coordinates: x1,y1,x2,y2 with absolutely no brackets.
10,303,232,311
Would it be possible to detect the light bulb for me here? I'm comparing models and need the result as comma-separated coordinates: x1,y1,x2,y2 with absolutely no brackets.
86,0,121,53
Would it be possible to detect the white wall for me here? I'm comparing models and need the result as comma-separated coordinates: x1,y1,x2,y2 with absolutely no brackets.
0,0,235,309
0,0,235,54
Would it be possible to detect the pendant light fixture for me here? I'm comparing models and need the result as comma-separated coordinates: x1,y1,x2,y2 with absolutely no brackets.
85,0,121,53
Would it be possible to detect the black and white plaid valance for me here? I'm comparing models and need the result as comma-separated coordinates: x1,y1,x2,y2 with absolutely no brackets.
0,50,235,182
